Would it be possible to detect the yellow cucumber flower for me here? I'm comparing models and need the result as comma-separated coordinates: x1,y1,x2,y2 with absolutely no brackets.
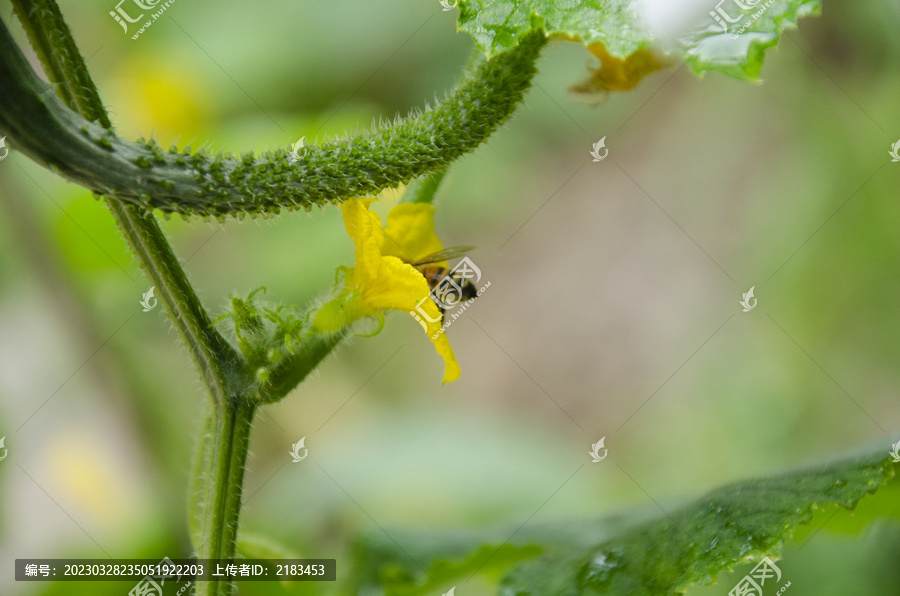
313,198,461,384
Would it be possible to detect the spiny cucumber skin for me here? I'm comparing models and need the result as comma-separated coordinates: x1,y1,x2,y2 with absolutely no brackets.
0,22,546,219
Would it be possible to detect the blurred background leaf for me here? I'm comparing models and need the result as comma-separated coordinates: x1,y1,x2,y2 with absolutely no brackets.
349,446,898,595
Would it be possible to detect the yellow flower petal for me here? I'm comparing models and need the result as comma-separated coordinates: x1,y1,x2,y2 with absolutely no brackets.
379,203,443,263
361,256,430,310
430,327,461,384
322,198,462,383
341,198,382,280
363,256,461,383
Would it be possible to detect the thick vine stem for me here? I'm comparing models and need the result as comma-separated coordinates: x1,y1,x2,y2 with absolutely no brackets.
0,20,546,218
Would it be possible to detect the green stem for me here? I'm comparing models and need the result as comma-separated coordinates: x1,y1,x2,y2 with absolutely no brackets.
110,205,241,409
193,399,256,596
401,170,447,204
256,329,348,404
0,20,546,217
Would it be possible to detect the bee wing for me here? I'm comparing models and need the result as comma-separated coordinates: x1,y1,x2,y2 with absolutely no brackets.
409,246,475,266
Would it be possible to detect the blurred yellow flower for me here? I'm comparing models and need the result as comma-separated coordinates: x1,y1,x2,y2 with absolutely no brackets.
313,199,460,384
109,57,212,140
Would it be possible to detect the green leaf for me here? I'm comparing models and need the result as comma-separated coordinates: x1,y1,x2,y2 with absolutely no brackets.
457,1,648,61
352,445,897,595
456,0,822,82
684,0,822,80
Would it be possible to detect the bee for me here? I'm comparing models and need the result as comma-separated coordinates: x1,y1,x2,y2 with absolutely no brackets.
407,246,478,315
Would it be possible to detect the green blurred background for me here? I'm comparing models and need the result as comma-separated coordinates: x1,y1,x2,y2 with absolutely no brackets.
1,0,899,594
